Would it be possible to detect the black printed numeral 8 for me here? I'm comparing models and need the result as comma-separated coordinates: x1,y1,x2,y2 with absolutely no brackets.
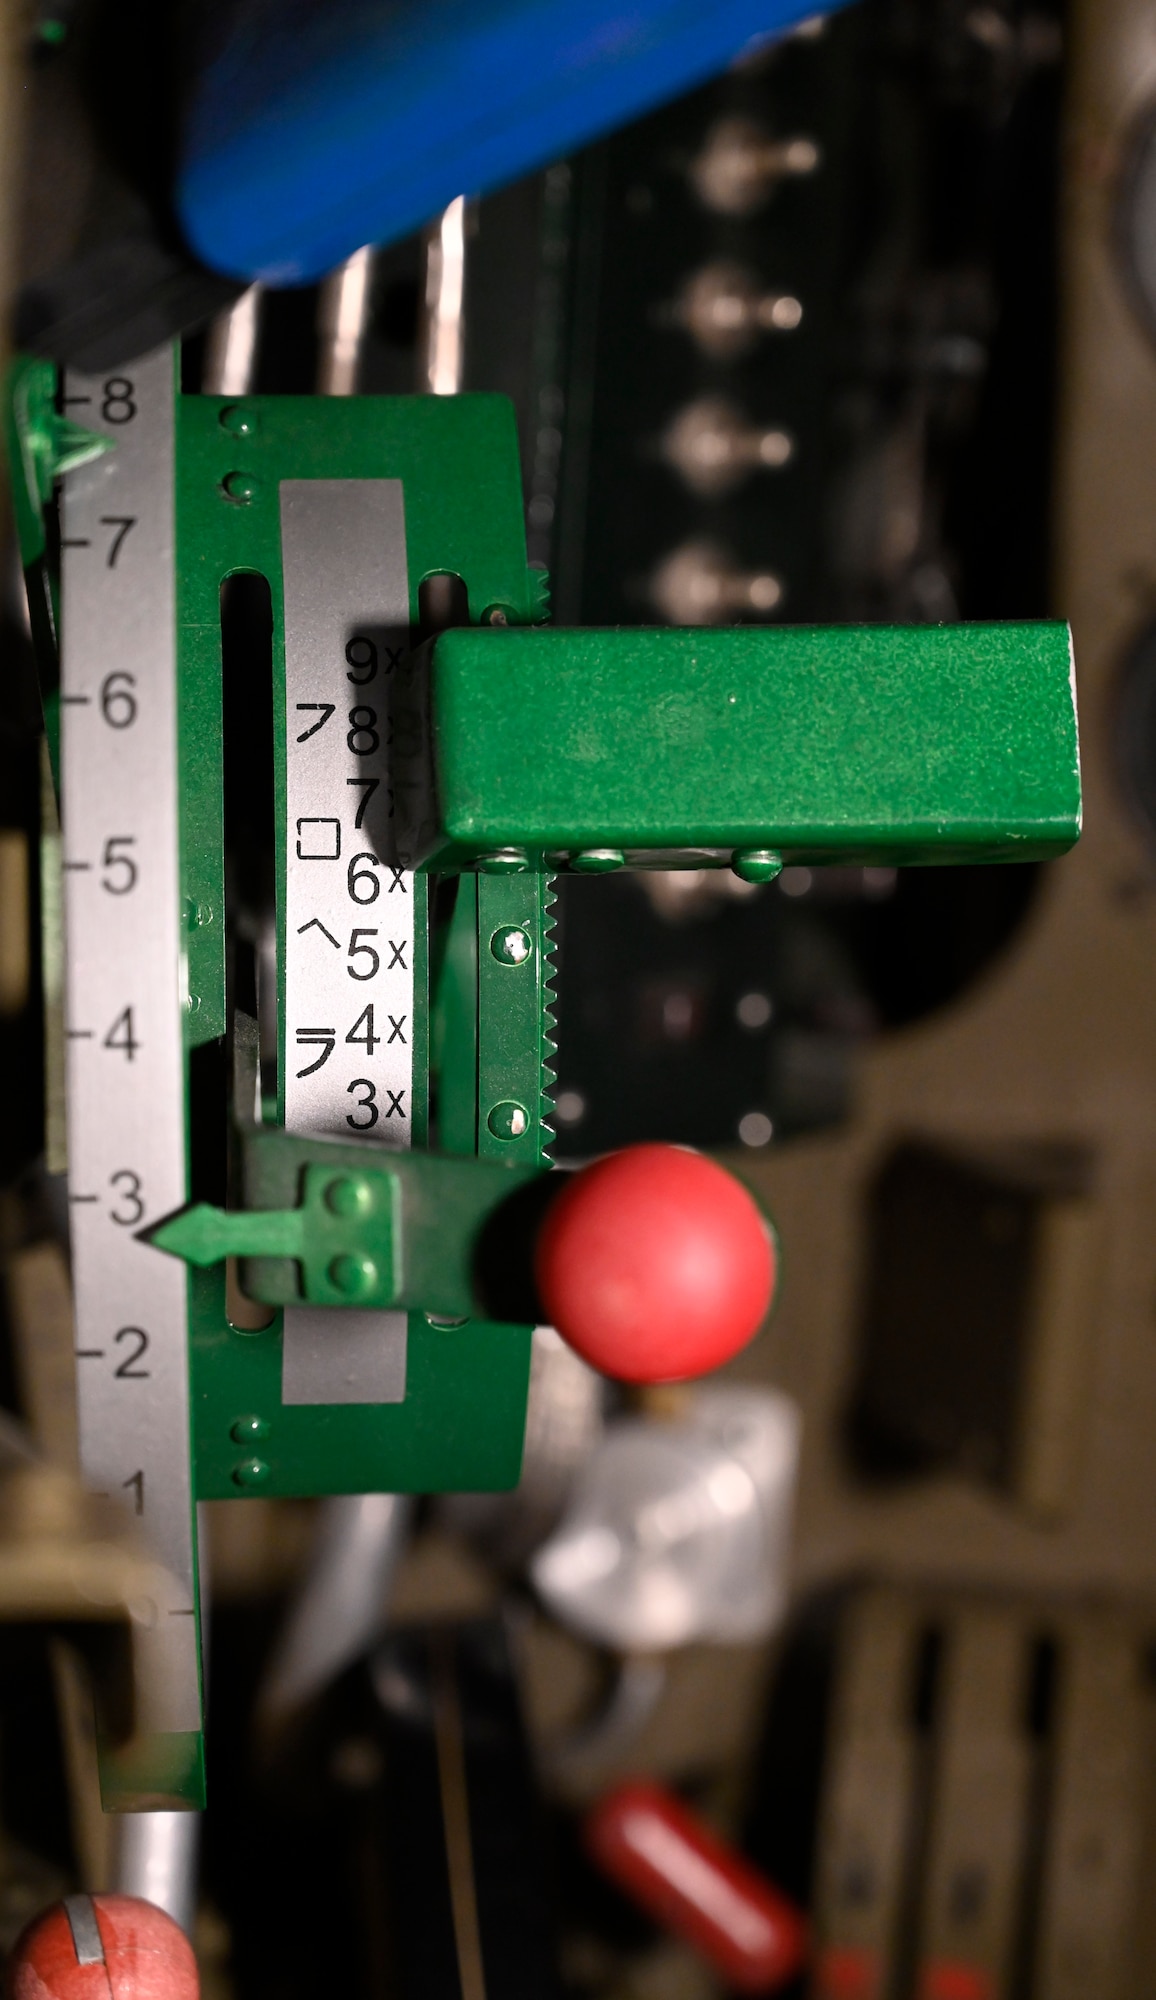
347,707,379,756
101,377,136,424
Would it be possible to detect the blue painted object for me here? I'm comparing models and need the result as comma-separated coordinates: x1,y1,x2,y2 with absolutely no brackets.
177,0,852,284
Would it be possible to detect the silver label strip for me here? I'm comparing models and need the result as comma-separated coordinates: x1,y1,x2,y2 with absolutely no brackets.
279,480,412,1404
61,347,200,1731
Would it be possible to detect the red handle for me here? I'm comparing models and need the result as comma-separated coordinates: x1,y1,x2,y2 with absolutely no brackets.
536,1143,778,1383
8,1895,198,2000
585,1778,807,1992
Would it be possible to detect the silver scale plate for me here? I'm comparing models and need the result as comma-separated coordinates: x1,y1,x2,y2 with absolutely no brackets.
60,347,200,1735
280,481,414,1405
59,381,420,1745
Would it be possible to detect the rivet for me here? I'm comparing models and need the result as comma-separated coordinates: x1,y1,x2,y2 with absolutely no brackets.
490,926,532,965
478,848,529,874
325,1174,376,1219
230,1415,270,1444
232,1456,270,1489
482,605,512,625
218,405,259,438
570,848,625,873
487,1101,530,1141
424,1312,470,1328
222,470,260,503
732,847,783,884
328,1252,379,1299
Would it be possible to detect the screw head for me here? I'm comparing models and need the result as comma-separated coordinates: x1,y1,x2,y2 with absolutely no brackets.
232,1456,271,1489
222,469,260,503
325,1174,376,1219
218,405,259,437
478,848,529,874
230,1415,270,1444
328,1253,380,1300
731,847,783,884
570,848,625,873
490,926,532,965
487,1101,530,1141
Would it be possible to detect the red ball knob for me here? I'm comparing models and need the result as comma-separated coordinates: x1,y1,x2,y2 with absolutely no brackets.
8,1895,198,2000
585,1778,807,1992
535,1143,777,1383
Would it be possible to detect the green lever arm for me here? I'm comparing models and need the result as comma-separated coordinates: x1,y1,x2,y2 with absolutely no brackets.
148,1127,547,1322
397,621,1081,875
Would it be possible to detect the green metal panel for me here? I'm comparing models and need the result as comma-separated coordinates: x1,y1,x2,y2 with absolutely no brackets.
174,392,545,1499
425,623,1080,867
189,1281,531,1497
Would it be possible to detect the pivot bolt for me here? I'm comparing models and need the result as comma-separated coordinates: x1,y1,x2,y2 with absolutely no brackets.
490,927,533,965
488,1101,529,1140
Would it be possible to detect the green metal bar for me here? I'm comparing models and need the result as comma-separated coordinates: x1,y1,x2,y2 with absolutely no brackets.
150,1130,545,1319
423,622,1080,870
477,873,552,1166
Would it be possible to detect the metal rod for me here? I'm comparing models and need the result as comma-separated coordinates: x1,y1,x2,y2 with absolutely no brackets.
317,246,374,395
421,197,467,395
202,285,263,396
113,1813,201,1935
259,1492,413,1729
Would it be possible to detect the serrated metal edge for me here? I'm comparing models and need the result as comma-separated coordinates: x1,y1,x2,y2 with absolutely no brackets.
540,876,558,1161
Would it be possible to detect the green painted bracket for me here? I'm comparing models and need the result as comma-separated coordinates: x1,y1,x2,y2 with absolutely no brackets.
404,622,1081,875
149,1129,545,1322
177,391,545,1505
